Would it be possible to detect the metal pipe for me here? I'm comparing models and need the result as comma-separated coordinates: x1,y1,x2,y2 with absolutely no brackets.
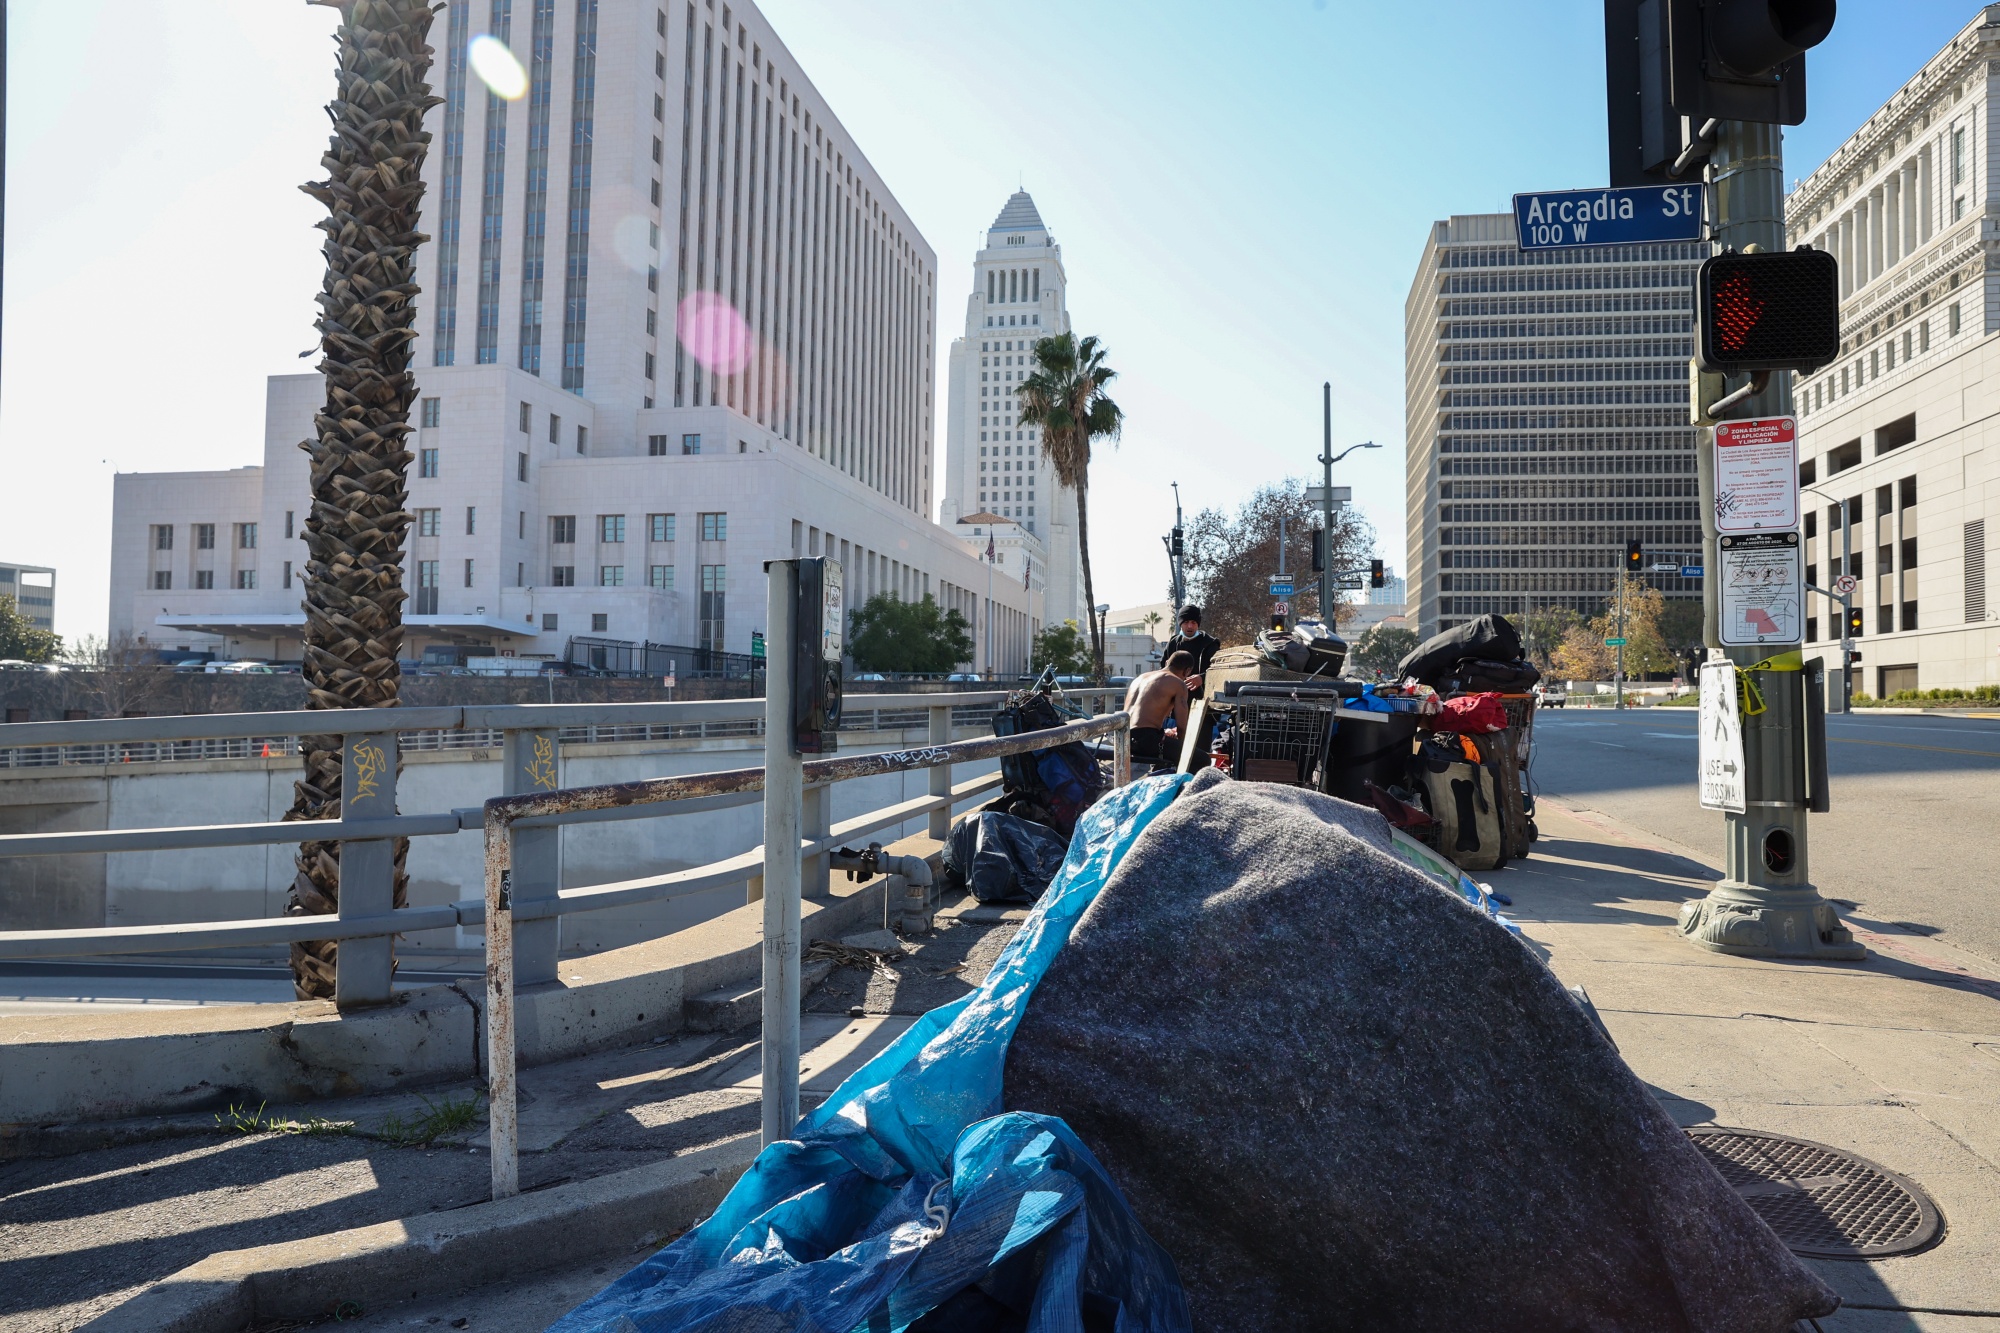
761,562,804,1148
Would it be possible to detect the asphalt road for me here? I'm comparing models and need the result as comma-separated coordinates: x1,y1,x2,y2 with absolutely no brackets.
1531,706,2000,967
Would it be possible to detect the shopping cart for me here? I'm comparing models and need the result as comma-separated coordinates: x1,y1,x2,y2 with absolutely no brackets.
1229,696,1338,788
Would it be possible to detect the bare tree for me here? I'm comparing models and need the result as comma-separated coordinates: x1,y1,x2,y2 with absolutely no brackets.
1184,480,1375,645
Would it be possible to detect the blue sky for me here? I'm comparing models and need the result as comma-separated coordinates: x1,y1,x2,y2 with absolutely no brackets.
1,0,1983,638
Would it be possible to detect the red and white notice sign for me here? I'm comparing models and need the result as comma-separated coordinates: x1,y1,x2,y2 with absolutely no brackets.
1713,415,1799,534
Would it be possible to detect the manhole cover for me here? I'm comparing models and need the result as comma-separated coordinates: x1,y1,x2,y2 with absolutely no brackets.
1689,1128,1944,1259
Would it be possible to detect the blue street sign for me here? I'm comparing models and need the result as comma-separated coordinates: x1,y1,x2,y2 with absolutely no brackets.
1512,184,1704,250
1268,582,1295,597
1681,565,1704,578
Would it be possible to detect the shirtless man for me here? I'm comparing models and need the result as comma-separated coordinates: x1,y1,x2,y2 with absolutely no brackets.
1123,650,1197,774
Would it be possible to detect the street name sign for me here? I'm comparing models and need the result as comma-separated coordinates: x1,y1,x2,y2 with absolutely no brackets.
1512,184,1704,250
1713,416,1799,533
1268,580,1295,597
1605,637,1628,646
1718,532,1803,646
1698,659,1747,813
1681,565,1704,578
1335,577,1366,590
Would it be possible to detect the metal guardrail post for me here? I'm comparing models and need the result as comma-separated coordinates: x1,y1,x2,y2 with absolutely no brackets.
761,563,803,1147
502,727,562,985
1113,726,1132,787
483,809,519,1199
926,704,952,840
802,782,830,900
334,731,398,1010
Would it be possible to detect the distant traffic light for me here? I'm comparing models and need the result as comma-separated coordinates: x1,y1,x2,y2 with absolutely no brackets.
1369,558,1385,589
1626,539,1644,574
1170,526,1184,558
1311,528,1326,573
1608,0,1837,187
1845,606,1864,638
1698,248,1841,374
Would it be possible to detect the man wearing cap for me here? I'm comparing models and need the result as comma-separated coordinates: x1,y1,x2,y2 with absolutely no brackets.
1158,605,1222,699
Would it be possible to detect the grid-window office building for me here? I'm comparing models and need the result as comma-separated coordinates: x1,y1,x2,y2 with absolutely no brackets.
0,561,55,634
1785,5,2000,696
110,0,1040,671
1405,214,1704,639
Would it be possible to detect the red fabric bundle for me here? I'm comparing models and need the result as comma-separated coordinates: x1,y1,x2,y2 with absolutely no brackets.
1432,692,1508,734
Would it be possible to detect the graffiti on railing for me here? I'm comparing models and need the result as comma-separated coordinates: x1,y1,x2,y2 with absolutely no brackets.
865,746,954,771
523,734,558,790
350,739,390,803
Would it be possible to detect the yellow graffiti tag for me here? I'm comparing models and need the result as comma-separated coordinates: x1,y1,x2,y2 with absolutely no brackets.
524,733,558,790
350,740,388,804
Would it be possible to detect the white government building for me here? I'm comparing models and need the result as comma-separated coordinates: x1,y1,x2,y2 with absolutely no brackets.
938,190,1087,632
109,0,1039,673
1786,6,2000,696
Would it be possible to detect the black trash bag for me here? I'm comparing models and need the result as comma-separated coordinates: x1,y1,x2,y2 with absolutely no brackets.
1442,656,1542,693
1004,770,1838,1333
943,811,1069,903
1394,612,1524,686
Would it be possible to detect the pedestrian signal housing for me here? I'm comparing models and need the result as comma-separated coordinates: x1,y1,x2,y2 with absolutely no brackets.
1369,558,1385,589
1626,539,1644,573
1698,248,1840,374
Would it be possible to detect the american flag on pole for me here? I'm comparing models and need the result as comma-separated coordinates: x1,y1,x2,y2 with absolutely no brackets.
1023,554,1031,589
986,535,996,562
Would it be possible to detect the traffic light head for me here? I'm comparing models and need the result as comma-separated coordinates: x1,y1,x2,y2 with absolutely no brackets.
1369,558,1385,589
1626,539,1644,573
1698,248,1841,374
1607,0,1836,186
1311,527,1326,574
1845,606,1864,637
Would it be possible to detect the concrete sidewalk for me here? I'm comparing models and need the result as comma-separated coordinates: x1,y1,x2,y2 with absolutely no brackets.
1505,798,2000,1329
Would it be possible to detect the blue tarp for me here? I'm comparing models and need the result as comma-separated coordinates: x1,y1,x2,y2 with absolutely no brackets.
549,775,1194,1333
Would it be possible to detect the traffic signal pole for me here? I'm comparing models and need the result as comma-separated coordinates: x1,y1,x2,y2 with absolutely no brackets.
1679,120,1862,961
1320,382,1335,622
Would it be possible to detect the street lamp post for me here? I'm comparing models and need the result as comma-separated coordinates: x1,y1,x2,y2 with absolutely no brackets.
1803,485,1853,713
1317,383,1380,623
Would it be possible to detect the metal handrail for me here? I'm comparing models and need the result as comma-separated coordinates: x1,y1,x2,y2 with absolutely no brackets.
478,706,1136,1197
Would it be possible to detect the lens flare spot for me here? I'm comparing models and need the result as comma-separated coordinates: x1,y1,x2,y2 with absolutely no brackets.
469,35,528,100
678,292,754,376
611,214,658,274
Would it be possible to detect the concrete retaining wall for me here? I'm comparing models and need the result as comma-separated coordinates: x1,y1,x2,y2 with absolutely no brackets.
0,837,931,1135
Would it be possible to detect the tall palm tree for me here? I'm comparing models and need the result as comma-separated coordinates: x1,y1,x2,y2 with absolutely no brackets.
284,0,442,1001
1019,333,1123,681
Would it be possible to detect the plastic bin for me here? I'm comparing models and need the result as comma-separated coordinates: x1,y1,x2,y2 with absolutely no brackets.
1321,707,1422,804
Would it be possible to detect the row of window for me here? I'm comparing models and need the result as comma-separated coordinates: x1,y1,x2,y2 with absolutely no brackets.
151,570,259,590
1801,305,1960,415
549,512,719,544
548,564,694,589
152,523,260,552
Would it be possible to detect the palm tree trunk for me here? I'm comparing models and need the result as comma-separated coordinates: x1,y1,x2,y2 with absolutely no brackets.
283,0,441,1002
1076,479,1104,681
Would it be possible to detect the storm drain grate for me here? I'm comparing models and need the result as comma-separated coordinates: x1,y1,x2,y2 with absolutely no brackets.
1689,1128,1944,1259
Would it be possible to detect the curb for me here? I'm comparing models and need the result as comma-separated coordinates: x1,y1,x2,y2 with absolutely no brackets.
75,1134,759,1333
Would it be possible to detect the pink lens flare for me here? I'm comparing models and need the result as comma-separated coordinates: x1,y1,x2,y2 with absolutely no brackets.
677,292,754,376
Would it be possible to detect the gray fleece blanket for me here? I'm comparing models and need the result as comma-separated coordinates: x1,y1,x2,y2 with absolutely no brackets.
1003,769,1838,1332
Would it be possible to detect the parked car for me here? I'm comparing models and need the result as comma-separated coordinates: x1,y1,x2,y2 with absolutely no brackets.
1534,683,1567,709
945,672,982,682
851,672,887,682
210,661,277,674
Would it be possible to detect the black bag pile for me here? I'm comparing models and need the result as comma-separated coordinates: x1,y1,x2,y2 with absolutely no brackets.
1394,611,1540,691
1004,771,1838,1332
942,810,1070,903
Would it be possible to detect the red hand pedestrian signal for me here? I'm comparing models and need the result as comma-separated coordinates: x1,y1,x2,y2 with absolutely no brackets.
1710,269,1765,356
1697,249,1840,375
